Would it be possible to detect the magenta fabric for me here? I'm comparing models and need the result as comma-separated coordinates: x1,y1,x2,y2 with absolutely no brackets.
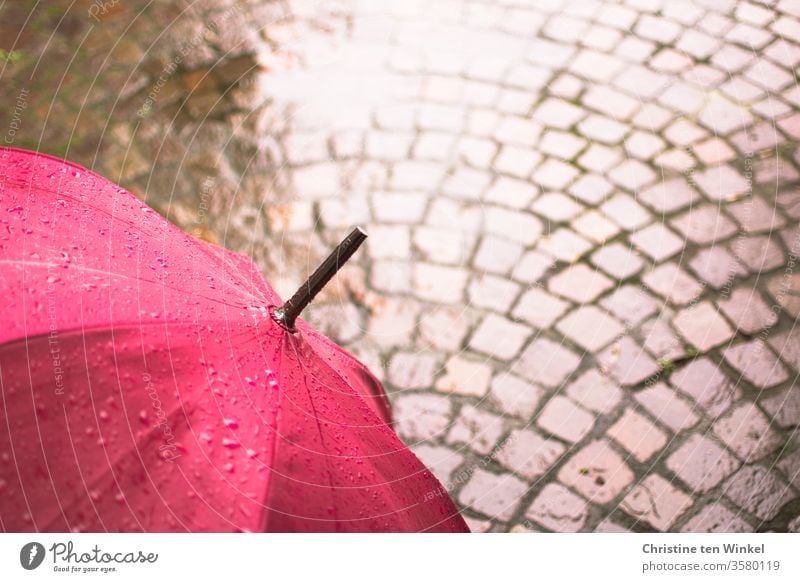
0,147,468,533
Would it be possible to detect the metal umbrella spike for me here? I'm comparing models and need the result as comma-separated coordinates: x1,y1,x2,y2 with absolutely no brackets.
273,226,368,330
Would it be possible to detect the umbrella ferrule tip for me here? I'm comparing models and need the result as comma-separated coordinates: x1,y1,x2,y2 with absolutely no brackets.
270,306,296,332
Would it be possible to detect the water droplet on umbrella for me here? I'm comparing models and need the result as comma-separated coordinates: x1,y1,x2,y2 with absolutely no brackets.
221,438,240,449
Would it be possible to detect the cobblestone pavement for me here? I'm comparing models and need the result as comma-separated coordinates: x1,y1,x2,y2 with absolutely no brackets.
2,0,800,532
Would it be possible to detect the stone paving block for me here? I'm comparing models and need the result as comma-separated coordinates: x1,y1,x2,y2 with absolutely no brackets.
418,306,472,352
671,357,741,418
513,338,581,389
667,434,741,493
693,136,738,165
455,136,497,169
577,144,623,174
490,373,543,420
367,297,419,348
731,235,786,274
526,483,588,532
654,148,696,173
571,211,621,244
494,115,542,147
548,73,584,99
370,260,412,294
469,314,531,361
712,402,784,462
583,85,639,120
413,263,468,304
731,122,786,155
600,285,659,327
727,196,786,234
635,383,700,433
533,158,580,190
532,193,585,223
677,29,720,59
621,474,693,531
459,468,528,522
600,193,651,231
413,226,473,265
681,503,754,533
292,162,341,198
556,306,625,353
533,98,586,129
608,409,669,463
723,465,793,521
511,251,554,285
636,14,683,43
412,444,464,487
664,118,708,147
513,287,569,329
689,247,747,290
485,176,539,209
698,94,754,134
372,191,428,224
711,43,755,72
777,449,800,489
538,228,593,263
630,224,684,263
473,235,524,276
394,393,452,440
493,146,542,179
641,317,685,361
566,369,623,415
570,49,624,82
673,302,735,352
768,328,800,372
548,264,614,303
366,131,413,160
413,131,456,161
485,206,543,245
468,274,520,313
537,395,596,444
671,205,738,245
391,160,446,190
642,263,705,306
591,243,645,280
558,440,635,504
599,337,660,387
578,114,629,145
446,405,505,455
441,167,492,200
632,103,673,131
694,164,752,202
388,351,439,390
435,355,492,397
613,65,670,99
468,109,500,138
608,159,658,192
497,429,567,481
723,340,789,389
766,271,800,318
426,198,483,232
539,130,587,161
717,287,779,334
624,131,665,161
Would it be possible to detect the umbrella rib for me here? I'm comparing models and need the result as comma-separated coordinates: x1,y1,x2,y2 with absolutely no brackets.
284,336,340,526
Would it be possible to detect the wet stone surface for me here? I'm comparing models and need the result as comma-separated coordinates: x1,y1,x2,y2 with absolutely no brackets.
2,0,799,531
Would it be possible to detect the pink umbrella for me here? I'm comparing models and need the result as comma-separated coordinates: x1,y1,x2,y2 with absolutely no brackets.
0,147,468,532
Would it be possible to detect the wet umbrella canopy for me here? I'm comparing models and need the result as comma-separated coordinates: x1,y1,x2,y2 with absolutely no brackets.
0,147,468,533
